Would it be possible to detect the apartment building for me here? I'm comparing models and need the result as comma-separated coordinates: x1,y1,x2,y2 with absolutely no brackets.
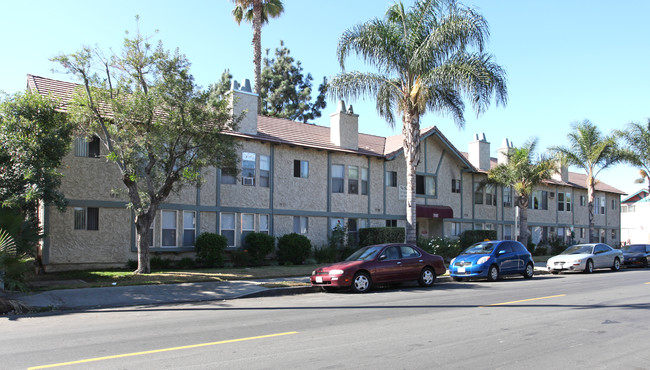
27,74,624,271
621,189,650,244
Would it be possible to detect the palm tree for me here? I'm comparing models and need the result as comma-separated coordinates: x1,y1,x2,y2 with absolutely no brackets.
329,0,507,243
487,139,556,244
550,120,631,243
231,0,284,114
615,119,650,194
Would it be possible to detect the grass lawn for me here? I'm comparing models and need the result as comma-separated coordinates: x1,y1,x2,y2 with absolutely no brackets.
26,264,319,291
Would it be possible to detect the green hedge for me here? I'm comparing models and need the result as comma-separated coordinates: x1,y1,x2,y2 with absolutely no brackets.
359,227,405,247
195,232,227,267
459,230,497,249
244,232,275,266
277,233,312,265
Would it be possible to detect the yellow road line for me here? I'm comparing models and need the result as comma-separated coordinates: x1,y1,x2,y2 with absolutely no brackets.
481,294,566,307
28,331,298,369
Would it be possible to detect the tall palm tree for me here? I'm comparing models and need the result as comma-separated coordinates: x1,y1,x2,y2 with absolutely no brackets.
615,119,650,194
232,0,284,114
550,120,631,243
329,0,507,243
487,139,556,243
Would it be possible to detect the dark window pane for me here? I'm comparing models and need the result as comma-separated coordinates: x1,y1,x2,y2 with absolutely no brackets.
416,175,424,195
162,230,176,247
222,230,235,247
88,136,100,158
294,160,301,177
183,230,195,246
332,178,344,193
86,207,99,230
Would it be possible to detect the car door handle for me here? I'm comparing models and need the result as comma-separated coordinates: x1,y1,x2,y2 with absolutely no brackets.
419,260,423,262
397,262,402,265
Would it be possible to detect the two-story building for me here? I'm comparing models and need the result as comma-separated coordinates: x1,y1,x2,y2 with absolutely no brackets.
27,74,624,271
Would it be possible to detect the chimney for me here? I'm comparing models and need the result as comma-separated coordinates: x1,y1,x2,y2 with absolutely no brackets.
497,138,513,165
330,100,359,150
229,78,258,135
468,133,490,170
552,160,569,182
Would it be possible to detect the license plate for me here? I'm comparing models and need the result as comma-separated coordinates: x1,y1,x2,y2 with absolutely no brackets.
315,276,323,283
458,266,465,273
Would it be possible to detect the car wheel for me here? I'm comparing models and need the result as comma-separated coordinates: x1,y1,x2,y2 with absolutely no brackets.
452,277,464,282
418,267,436,287
351,272,371,293
584,259,594,274
523,263,534,279
611,257,621,271
487,265,499,282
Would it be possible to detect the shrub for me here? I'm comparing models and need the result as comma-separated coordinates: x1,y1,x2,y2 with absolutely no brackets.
126,259,138,270
548,235,567,255
277,233,312,265
176,257,196,269
244,232,275,266
459,230,497,249
313,244,337,263
195,232,227,267
359,227,405,247
150,256,172,270
229,249,251,267
417,236,462,262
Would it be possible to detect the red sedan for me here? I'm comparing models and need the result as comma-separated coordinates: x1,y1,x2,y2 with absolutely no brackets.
310,243,446,293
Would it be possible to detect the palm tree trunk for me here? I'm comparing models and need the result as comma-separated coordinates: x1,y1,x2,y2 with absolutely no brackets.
403,112,421,244
252,0,262,114
517,195,529,243
587,175,595,243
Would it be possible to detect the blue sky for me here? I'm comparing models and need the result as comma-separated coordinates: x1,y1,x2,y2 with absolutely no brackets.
1,0,649,196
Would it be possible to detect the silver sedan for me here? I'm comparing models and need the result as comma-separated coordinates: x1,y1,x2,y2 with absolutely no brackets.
547,243,623,274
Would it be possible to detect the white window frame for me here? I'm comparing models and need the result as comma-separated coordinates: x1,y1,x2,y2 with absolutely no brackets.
503,186,512,207
259,214,269,235
452,179,461,194
348,166,359,194
183,211,196,247
73,207,99,231
361,167,369,195
293,216,308,234
259,155,270,188
162,210,177,248
220,213,236,247
294,159,309,178
241,213,255,246
242,152,256,186
386,171,397,187
451,222,461,237
332,164,344,193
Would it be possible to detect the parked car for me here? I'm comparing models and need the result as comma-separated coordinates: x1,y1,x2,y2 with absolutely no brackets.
310,244,446,293
449,240,534,282
546,243,623,274
621,244,650,267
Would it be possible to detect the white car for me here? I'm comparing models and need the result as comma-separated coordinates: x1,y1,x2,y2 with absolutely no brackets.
547,243,623,274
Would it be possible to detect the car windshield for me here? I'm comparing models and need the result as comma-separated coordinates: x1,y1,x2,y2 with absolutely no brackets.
345,246,383,261
622,245,646,253
561,245,594,255
462,242,496,254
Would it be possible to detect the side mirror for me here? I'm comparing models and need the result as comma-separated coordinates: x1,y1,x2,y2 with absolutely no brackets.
497,250,506,255
378,254,387,261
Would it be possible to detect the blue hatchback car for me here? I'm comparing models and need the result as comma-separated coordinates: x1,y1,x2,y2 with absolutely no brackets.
449,240,534,281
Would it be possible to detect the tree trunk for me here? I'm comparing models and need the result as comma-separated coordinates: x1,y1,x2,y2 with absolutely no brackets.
253,0,262,114
517,195,529,243
587,174,595,243
402,112,421,244
134,210,156,274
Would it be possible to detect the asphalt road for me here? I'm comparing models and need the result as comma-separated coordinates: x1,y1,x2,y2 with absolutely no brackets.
3,268,649,369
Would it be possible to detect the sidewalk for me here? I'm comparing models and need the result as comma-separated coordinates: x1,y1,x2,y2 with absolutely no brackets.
7,264,550,313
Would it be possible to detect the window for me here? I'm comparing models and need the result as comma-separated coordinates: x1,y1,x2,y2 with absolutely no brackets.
149,218,154,246
220,168,236,184
293,216,308,234
347,219,358,246
599,229,605,243
485,184,496,206
183,211,196,247
259,155,270,187
348,166,359,194
595,196,606,215
331,218,344,231
503,186,512,207
611,199,616,210
384,246,400,260
451,222,461,237
566,193,572,212
386,219,397,227
386,171,397,187
332,165,344,193
241,213,255,246
451,179,461,193
162,210,177,247
221,213,235,247
580,228,585,239
74,136,100,158
580,195,586,206
558,192,572,212
628,205,635,213
260,214,269,235
361,168,369,195
558,192,565,211
594,197,600,214
611,229,616,239
400,245,421,258
474,182,484,204
294,160,308,178
242,152,256,185
504,225,512,240
529,190,548,210
73,207,99,230
416,175,436,196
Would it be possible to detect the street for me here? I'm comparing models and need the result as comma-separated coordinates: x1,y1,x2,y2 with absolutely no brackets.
3,269,649,369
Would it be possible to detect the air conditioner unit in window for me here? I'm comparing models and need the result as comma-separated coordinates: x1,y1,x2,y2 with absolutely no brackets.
242,177,255,186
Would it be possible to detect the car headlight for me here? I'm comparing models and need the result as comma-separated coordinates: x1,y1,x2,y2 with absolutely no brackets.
312,271,316,276
450,258,456,266
329,269,345,276
477,256,490,265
